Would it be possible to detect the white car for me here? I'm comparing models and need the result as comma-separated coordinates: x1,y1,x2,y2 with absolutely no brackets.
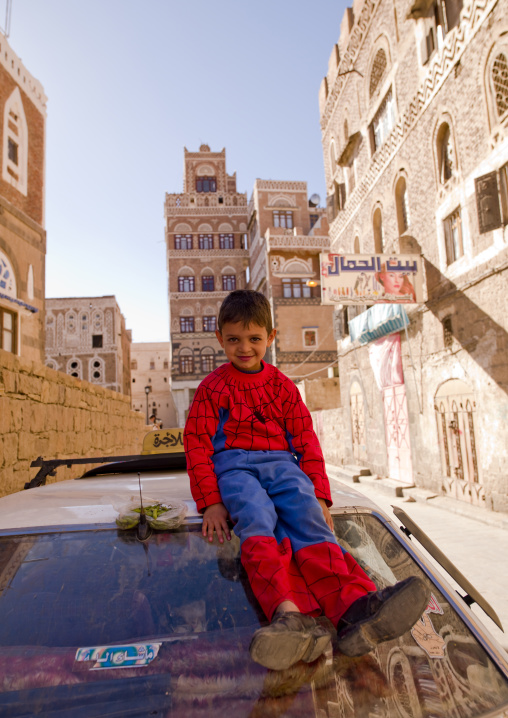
0,432,507,717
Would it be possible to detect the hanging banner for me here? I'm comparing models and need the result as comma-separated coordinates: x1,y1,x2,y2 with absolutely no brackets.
368,333,404,389
349,304,409,345
320,253,423,305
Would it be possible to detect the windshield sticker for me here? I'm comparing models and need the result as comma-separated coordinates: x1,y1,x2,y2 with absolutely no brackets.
411,594,446,659
75,643,161,669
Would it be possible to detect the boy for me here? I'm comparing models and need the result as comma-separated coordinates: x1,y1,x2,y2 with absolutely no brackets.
184,290,429,670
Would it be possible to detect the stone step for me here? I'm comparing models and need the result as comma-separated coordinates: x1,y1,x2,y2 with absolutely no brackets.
345,464,372,476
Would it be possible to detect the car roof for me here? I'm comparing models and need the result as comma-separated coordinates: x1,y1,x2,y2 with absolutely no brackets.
0,469,382,531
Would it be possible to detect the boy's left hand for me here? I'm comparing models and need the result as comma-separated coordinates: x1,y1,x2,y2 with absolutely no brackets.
318,498,334,532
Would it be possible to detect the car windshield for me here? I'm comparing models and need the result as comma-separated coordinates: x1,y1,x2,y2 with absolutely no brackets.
0,514,507,718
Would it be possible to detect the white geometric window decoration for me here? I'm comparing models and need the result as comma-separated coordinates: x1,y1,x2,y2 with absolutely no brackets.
492,52,508,121
3,87,28,195
369,49,387,98
0,249,16,298
90,357,105,383
27,265,34,300
67,357,82,379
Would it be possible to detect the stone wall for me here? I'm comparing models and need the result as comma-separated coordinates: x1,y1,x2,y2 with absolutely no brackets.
0,348,147,497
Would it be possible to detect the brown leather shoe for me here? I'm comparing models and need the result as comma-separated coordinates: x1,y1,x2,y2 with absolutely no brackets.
249,612,331,670
336,576,430,657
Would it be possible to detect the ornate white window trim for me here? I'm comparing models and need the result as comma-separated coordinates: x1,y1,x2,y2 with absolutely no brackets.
3,87,28,195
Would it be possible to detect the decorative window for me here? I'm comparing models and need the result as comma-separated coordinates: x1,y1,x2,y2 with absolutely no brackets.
329,140,336,172
163,359,169,369
67,358,82,379
344,120,349,142
443,207,464,265
178,276,195,292
369,89,395,153
179,354,194,374
354,236,361,253
282,279,311,298
175,234,193,250
273,210,293,229
219,233,234,249
198,234,213,249
492,53,508,121
3,88,28,195
201,348,215,374
92,334,103,348
437,123,455,184
303,329,317,347
373,208,384,252
309,214,319,229
131,360,137,370
180,317,195,333
369,49,387,98
203,315,217,332
0,306,16,353
202,275,214,292
222,275,236,291
90,358,104,383
196,177,217,192
395,176,410,234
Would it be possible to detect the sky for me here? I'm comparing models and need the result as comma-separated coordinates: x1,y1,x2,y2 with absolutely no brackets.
9,0,346,342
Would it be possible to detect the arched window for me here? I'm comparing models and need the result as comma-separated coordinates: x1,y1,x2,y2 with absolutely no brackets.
201,347,215,374
354,236,361,253
89,357,105,383
369,49,387,98
436,123,455,184
344,119,349,143
179,348,194,374
492,52,508,121
3,88,28,195
178,266,195,292
329,139,336,173
395,176,410,234
373,208,384,252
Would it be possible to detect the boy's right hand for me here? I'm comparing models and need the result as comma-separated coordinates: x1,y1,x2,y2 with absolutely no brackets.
202,502,232,544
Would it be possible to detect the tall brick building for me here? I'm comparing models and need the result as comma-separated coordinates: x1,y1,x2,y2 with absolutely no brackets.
165,146,249,426
0,31,46,362
45,296,132,396
319,0,508,511
247,179,336,380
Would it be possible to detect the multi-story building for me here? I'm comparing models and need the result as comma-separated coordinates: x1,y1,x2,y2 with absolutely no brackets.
319,0,508,511
0,30,47,362
247,180,337,380
45,296,132,396
130,342,177,427
165,145,249,425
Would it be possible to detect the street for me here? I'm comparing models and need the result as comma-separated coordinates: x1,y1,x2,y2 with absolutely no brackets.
328,468,508,652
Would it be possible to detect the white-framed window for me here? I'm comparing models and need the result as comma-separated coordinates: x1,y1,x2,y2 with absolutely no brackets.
67,357,82,379
89,357,105,383
3,88,28,195
303,328,318,348
443,207,464,265
369,89,395,153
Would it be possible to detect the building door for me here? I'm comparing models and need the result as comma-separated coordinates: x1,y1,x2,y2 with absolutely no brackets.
382,383,413,484
350,381,366,462
435,379,482,505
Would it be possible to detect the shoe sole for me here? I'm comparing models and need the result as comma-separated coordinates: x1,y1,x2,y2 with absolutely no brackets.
337,577,430,657
250,627,331,671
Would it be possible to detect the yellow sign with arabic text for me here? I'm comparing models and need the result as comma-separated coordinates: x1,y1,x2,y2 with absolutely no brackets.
142,428,185,455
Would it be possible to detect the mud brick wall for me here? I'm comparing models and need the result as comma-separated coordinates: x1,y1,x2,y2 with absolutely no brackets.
0,348,146,496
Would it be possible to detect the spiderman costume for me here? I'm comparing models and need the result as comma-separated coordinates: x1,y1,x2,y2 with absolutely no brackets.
184,360,376,626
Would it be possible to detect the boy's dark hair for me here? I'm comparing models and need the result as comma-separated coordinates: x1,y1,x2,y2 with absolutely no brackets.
218,290,273,333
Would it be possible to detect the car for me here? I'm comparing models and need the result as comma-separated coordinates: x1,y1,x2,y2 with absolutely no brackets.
0,428,507,718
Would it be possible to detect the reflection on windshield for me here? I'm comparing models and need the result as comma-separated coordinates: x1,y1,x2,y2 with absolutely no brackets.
0,516,506,718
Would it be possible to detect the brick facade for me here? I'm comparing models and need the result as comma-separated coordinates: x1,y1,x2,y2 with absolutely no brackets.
319,0,508,510
165,146,249,425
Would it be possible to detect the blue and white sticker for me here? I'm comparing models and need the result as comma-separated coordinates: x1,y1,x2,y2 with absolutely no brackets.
75,643,161,669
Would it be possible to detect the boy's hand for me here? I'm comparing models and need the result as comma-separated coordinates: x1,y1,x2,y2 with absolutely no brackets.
202,502,231,544
318,497,334,532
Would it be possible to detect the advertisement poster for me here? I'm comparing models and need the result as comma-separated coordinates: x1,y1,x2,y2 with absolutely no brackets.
320,253,423,305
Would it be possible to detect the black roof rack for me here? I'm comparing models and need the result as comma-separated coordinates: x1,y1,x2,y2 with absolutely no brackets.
26,452,187,490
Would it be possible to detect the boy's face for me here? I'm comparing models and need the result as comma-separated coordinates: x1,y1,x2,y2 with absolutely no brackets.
216,322,276,372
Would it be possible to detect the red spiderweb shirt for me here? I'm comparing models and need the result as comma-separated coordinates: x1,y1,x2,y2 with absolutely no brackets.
184,361,332,513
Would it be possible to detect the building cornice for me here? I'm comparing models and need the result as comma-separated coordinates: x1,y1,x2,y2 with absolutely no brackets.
167,248,249,258
254,180,308,192
266,234,330,251
169,291,229,301
171,331,218,341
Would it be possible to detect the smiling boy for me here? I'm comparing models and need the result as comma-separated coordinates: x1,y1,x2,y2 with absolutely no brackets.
184,290,429,670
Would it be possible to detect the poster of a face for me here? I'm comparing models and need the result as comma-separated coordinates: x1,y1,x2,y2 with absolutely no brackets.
320,253,423,305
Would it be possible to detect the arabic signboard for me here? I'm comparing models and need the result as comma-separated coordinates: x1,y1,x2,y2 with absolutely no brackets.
320,253,423,305
141,428,184,455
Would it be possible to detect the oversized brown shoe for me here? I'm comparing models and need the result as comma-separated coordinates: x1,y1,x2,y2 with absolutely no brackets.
336,576,430,657
249,612,331,671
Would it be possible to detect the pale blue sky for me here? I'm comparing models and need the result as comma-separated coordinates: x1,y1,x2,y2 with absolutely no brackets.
11,0,345,341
